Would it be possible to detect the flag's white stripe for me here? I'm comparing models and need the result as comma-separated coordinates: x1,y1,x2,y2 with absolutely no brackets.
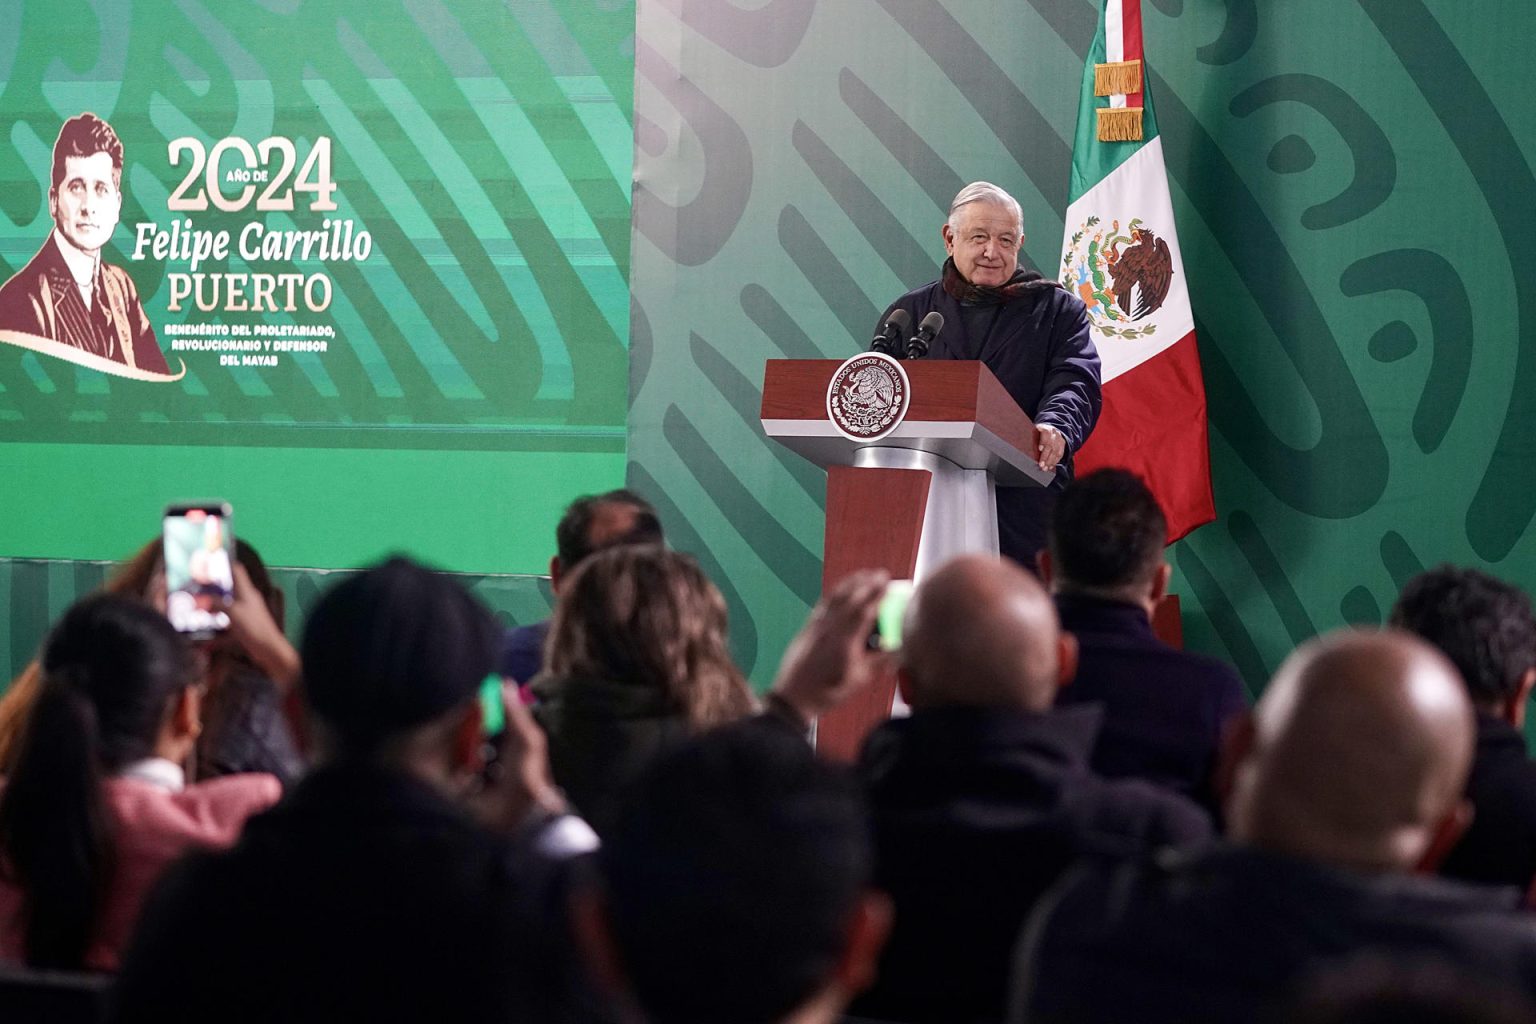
1106,0,1125,108
1059,137,1194,384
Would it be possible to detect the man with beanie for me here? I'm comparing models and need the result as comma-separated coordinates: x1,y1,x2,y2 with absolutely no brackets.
114,557,599,1024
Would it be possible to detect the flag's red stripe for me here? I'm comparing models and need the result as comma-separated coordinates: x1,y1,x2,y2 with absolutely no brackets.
1123,0,1145,110
1074,331,1215,543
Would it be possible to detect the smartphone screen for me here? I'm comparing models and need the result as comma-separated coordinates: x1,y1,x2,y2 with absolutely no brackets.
479,674,508,739
163,502,235,636
876,580,915,651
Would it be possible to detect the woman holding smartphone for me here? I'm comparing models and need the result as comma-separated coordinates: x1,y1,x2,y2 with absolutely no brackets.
0,536,305,786
0,595,280,970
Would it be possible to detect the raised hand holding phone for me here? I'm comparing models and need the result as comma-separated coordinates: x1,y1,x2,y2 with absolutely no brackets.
769,570,896,728
224,561,300,689
468,680,568,834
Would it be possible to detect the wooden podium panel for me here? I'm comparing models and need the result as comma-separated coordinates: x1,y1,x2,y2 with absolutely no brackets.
821,466,930,589
814,465,931,762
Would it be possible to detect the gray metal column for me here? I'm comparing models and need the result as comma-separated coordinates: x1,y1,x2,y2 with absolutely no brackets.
852,445,999,583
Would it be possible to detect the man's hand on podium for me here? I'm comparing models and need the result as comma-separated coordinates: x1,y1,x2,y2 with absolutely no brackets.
1036,423,1067,473
768,570,894,730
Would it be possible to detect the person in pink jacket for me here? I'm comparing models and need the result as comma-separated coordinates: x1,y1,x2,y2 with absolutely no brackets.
0,594,279,971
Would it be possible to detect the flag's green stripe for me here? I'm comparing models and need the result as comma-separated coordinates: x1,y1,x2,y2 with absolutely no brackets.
1067,3,1163,205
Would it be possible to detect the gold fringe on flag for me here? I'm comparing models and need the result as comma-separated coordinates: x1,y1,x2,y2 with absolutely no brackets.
1094,60,1142,97
1097,107,1144,142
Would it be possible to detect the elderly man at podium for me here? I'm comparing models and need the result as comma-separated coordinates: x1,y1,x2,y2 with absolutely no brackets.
875,181,1101,569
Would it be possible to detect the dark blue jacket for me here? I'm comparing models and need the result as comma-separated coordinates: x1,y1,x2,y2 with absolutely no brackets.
851,703,1210,1024
499,619,550,684
1054,593,1249,814
1017,844,1536,1024
877,276,1100,566
1440,713,1536,889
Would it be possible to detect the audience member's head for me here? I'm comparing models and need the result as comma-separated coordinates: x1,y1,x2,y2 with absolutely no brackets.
1042,467,1170,612
0,595,199,968
586,724,889,1024
300,556,500,778
898,554,1075,711
551,488,663,590
546,545,752,728
1390,566,1536,727
1226,629,1475,874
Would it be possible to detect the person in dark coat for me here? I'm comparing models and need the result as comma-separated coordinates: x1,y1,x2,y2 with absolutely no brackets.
849,555,1211,1024
113,557,600,1024
1014,630,1536,1024
1041,468,1248,813
499,488,663,684
1391,565,1536,890
875,182,1100,568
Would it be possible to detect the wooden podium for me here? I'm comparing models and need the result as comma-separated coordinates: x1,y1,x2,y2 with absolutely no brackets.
761,358,1052,760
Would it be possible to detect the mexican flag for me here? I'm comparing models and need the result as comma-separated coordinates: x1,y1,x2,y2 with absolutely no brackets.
1060,0,1214,542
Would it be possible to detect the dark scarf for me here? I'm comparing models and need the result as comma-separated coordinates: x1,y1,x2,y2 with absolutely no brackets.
941,257,1062,304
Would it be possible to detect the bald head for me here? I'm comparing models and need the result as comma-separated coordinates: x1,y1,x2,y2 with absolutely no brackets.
1228,629,1475,873
900,555,1066,711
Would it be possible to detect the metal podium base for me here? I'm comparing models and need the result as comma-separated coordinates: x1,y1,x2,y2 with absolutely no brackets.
853,445,1000,582
850,446,999,721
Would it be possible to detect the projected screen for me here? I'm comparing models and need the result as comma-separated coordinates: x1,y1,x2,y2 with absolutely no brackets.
0,2,633,571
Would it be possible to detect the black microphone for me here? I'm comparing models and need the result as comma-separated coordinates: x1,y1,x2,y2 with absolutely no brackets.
870,309,912,356
907,311,942,359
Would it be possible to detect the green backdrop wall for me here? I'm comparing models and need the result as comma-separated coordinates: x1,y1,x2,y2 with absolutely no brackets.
0,0,634,575
627,0,1536,693
6,1,1536,702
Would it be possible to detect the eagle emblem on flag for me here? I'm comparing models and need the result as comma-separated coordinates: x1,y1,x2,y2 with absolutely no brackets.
1061,216,1174,340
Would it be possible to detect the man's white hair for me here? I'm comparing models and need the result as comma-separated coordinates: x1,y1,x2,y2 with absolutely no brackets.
947,181,1024,233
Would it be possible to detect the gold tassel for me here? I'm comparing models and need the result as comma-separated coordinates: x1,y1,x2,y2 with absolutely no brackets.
1097,107,1144,142
1094,60,1142,97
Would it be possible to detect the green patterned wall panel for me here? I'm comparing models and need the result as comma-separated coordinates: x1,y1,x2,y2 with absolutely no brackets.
627,0,1536,691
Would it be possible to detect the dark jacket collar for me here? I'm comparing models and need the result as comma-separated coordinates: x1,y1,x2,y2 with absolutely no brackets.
1474,711,1530,754
533,672,677,720
863,703,1104,775
1176,842,1527,913
1055,592,1155,638
255,760,474,837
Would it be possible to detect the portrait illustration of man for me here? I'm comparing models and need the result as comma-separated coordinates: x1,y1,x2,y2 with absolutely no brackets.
0,112,172,378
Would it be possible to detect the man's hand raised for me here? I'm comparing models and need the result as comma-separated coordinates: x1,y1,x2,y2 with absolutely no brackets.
768,570,894,729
